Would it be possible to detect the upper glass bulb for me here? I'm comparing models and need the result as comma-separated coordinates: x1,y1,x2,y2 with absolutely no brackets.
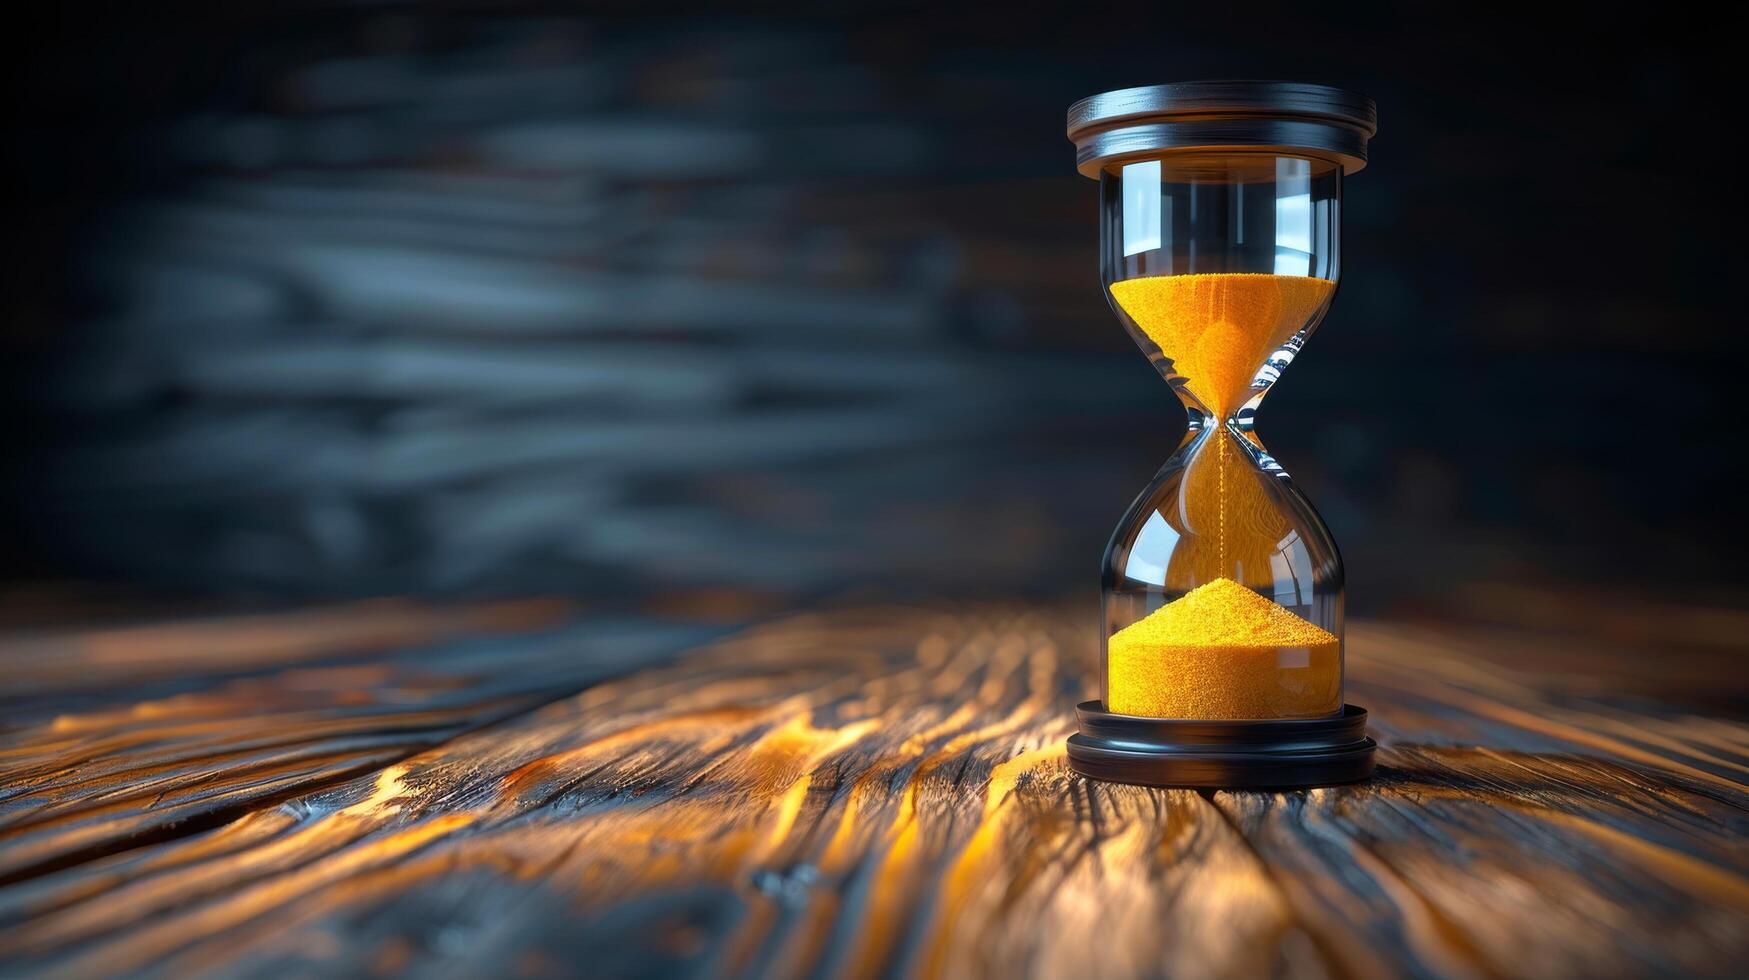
1102,152,1340,417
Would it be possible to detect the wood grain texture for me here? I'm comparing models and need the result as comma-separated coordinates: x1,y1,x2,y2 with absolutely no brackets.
1,602,1746,979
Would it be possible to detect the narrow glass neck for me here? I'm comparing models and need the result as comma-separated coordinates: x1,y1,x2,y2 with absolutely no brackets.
1181,392,1263,431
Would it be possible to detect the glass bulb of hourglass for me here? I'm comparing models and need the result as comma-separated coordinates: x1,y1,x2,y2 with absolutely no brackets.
1097,152,1346,722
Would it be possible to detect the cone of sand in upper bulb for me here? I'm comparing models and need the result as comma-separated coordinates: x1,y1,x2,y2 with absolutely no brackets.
1108,272,1332,418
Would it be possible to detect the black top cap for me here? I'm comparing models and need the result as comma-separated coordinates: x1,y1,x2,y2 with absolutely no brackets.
1067,80,1377,178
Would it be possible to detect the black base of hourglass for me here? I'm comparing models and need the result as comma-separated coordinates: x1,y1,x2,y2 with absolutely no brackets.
1066,701,1376,789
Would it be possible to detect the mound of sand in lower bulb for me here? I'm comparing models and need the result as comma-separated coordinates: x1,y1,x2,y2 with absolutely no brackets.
1106,577,1340,719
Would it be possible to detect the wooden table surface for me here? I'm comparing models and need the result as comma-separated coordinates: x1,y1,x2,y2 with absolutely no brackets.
1,592,1746,979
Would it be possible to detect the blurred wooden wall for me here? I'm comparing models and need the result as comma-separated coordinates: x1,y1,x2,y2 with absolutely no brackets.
15,18,1151,595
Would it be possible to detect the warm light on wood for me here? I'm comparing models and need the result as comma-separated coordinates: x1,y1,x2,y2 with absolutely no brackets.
0,602,1744,975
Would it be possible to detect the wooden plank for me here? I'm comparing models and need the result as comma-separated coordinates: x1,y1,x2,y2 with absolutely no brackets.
1,606,1746,978
0,603,727,896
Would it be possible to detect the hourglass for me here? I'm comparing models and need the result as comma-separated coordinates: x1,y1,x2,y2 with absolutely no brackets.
1064,82,1378,787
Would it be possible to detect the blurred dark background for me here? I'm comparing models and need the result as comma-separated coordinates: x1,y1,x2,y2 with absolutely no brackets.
3,2,1741,612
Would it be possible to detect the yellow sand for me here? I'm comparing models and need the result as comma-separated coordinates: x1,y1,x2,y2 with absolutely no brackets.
1108,577,1340,719
1157,426,1291,592
1109,272,1334,593
1108,273,1334,418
